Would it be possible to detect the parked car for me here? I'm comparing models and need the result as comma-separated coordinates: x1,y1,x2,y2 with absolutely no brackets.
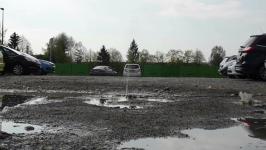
38,59,55,75
235,34,266,80
123,64,141,77
0,50,4,74
218,55,237,76
0,45,41,75
90,66,117,76
227,59,244,78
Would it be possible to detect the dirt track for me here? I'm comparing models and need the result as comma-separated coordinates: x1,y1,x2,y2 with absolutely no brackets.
0,76,265,150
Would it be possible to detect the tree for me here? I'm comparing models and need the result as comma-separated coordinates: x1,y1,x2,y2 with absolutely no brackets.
166,49,184,63
74,42,86,63
43,33,74,63
183,50,194,63
193,49,205,64
8,32,20,50
18,35,33,55
127,39,139,63
85,49,98,62
154,51,165,63
209,46,226,66
108,48,123,62
139,49,150,63
97,45,110,65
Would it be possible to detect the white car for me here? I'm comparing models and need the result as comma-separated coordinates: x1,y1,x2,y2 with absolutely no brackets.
123,64,141,77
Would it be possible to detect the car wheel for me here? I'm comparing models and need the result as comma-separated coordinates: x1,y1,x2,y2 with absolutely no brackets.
259,66,266,81
13,64,24,75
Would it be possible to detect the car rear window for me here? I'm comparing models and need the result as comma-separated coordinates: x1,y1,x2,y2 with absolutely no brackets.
242,37,257,47
125,65,140,69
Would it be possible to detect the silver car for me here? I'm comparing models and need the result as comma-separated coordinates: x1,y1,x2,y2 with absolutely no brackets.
218,55,237,76
123,64,141,77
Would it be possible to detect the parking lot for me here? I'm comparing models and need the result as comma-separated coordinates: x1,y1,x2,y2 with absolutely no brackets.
0,76,266,149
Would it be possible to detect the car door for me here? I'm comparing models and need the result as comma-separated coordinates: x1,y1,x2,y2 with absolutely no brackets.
255,37,266,66
0,50,4,72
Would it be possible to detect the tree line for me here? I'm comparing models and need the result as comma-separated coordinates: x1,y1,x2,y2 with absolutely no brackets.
1,32,226,66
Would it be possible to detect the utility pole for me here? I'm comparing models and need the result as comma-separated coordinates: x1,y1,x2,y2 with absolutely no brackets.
0,8,4,45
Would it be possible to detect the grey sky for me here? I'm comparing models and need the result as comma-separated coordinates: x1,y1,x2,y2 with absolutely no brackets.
1,0,266,59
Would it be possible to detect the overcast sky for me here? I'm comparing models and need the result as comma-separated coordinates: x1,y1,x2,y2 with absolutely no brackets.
1,0,266,59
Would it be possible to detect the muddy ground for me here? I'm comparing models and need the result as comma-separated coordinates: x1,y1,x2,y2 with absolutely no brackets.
0,76,266,150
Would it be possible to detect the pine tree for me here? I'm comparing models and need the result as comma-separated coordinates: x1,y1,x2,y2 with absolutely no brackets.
127,39,139,63
8,32,20,50
97,45,110,65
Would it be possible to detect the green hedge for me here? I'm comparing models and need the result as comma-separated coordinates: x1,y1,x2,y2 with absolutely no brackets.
54,63,220,78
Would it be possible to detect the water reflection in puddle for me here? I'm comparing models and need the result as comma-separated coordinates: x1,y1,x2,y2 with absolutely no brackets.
82,95,173,109
1,121,43,134
84,98,143,109
118,126,266,150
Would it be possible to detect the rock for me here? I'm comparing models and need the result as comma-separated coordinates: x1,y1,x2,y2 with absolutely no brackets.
130,106,137,109
25,126,35,131
239,91,253,105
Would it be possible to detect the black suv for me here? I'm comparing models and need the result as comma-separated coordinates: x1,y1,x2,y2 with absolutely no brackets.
235,34,266,80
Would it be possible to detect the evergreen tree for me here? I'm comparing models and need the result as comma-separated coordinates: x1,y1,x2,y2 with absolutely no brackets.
8,32,20,50
97,45,110,65
127,39,139,63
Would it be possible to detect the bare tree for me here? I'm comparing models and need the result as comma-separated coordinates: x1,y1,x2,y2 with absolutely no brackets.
74,42,86,63
193,49,205,64
183,50,194,63
166,49,184,63
209,46,226,66
139,49,150,63
108,48,123,62
154,51,165,63
18,35,33,55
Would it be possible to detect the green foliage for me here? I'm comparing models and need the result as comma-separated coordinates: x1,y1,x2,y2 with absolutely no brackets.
8,32,20,50
210,46,226,66
127,39,139,63
97,45,110,65
44,33,73,63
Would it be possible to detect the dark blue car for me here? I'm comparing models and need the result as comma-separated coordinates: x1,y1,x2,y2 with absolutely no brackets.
39,59,55,75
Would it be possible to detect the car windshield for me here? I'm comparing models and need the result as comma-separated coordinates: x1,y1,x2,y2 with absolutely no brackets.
125,65,139,69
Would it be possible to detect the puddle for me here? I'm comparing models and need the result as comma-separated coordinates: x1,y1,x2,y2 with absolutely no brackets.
118,125,266,150
0,121,43,134
1,96,63,112
84,98,143,109
82,94,173,109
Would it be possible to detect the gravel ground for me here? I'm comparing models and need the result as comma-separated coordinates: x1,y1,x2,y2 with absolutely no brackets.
0,76,265,150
